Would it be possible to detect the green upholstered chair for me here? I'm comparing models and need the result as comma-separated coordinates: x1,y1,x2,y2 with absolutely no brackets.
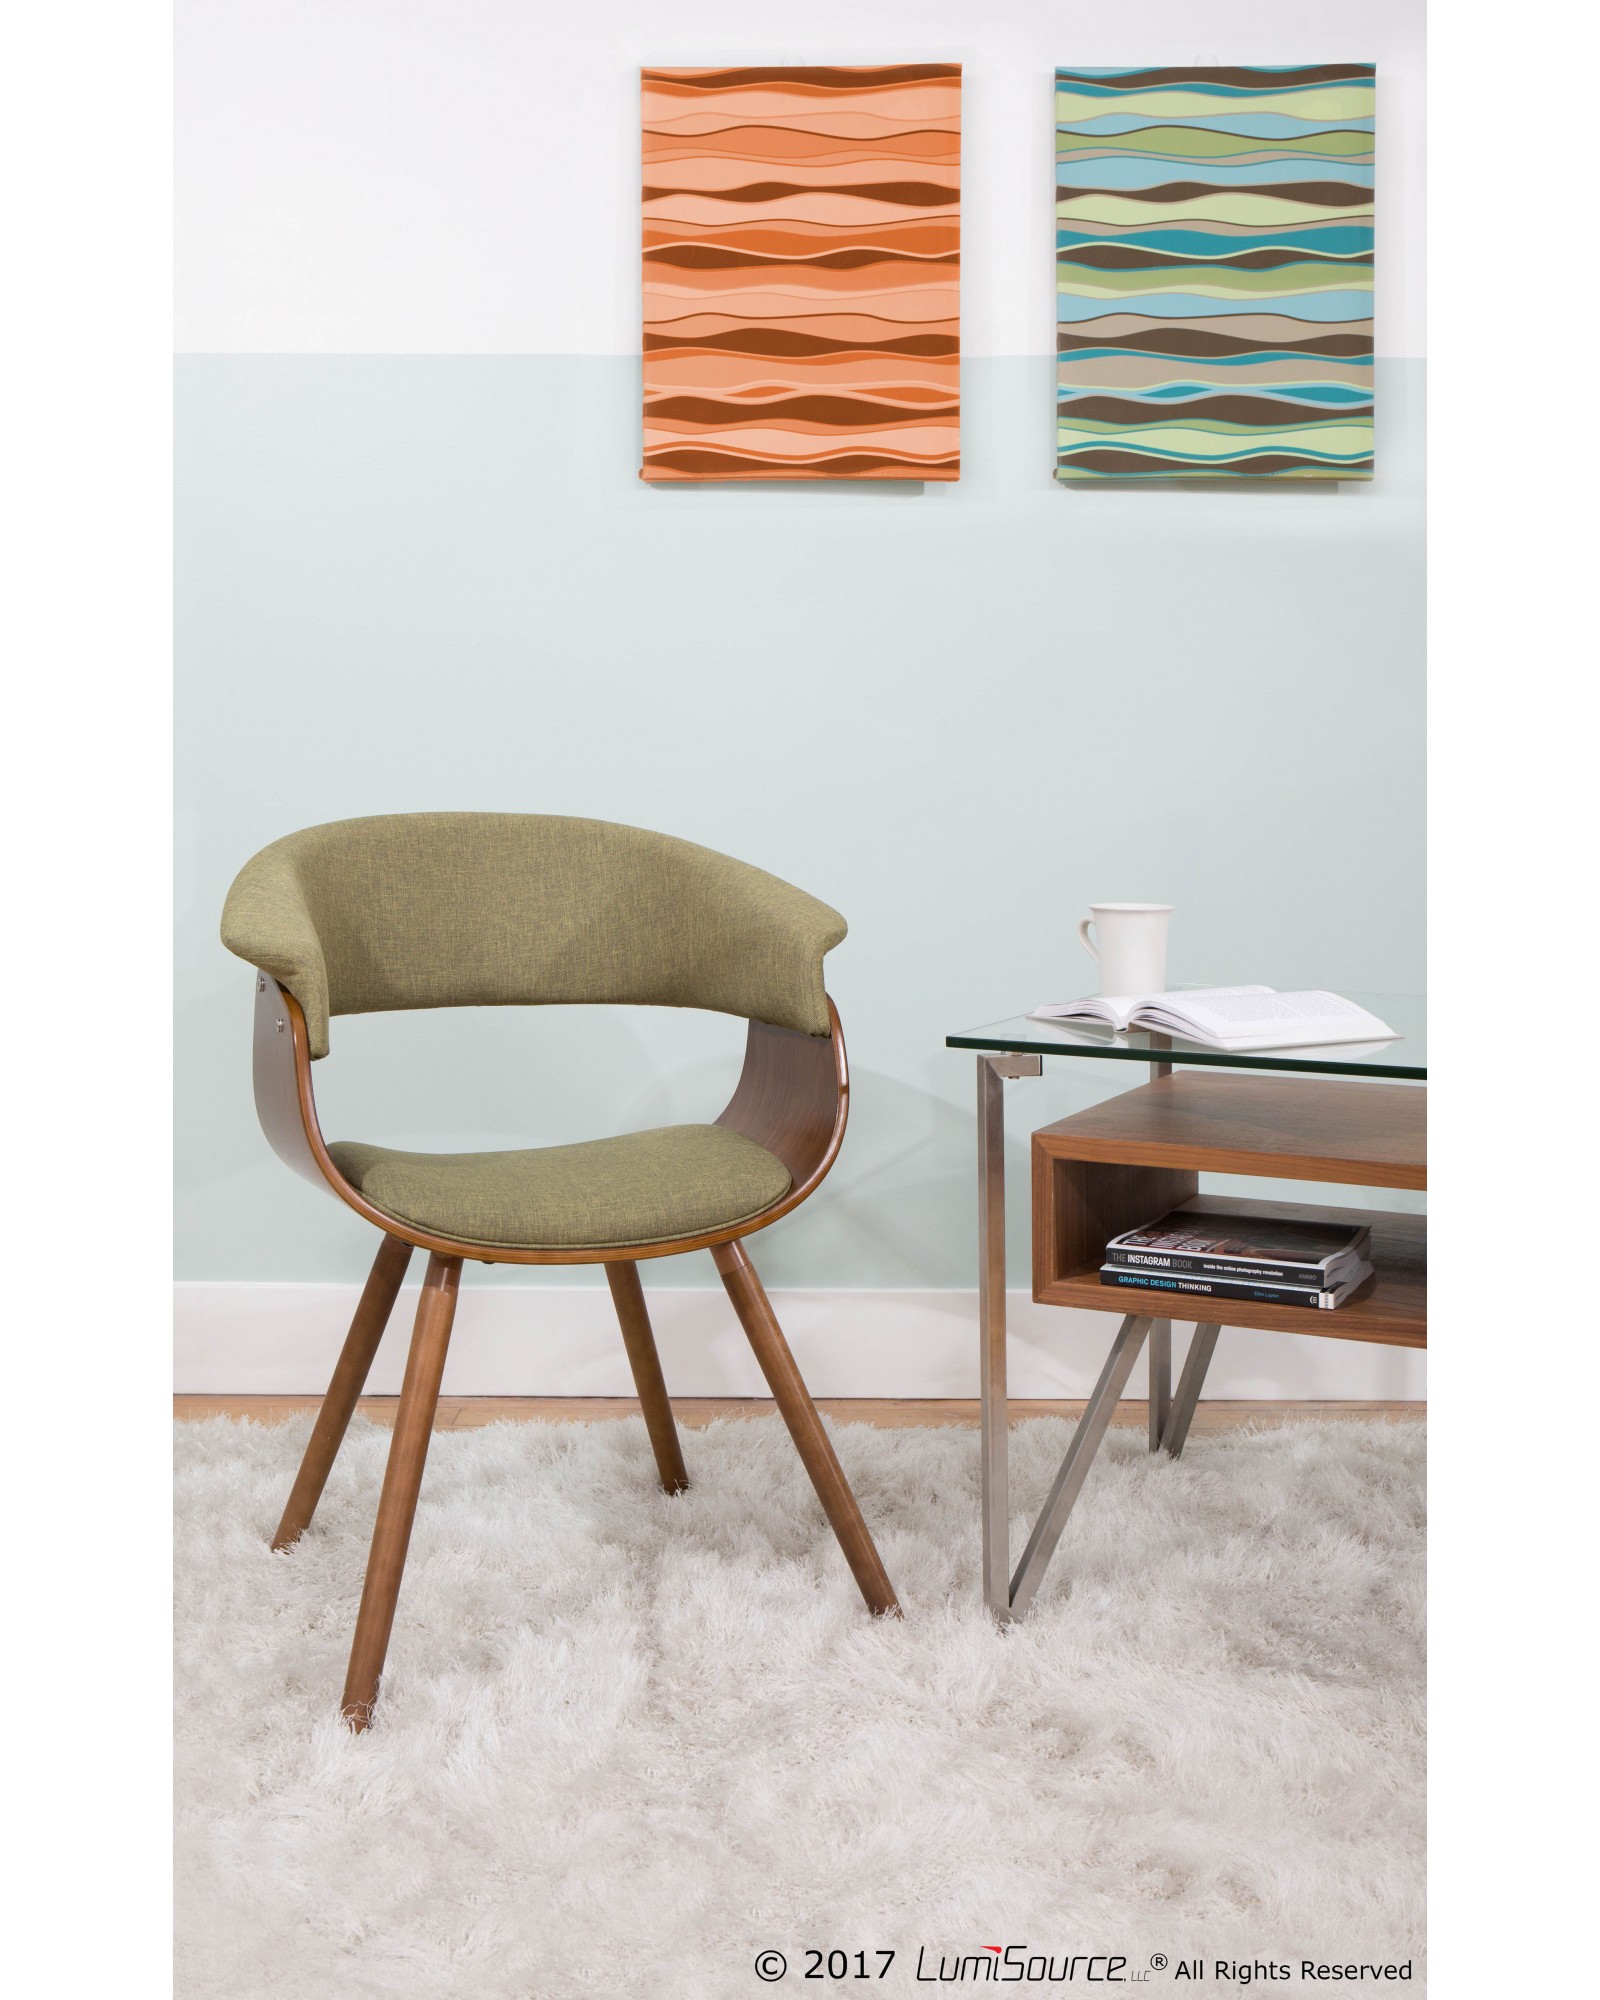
222,813,898,1727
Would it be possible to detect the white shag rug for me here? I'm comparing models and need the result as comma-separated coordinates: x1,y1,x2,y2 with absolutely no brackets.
176,1415,1424,1998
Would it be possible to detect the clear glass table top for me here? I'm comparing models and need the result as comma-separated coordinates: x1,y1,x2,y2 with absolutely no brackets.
947,992,1425,1080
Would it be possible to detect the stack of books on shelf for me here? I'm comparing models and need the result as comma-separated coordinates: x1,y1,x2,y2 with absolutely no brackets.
1099,1203,1375,1311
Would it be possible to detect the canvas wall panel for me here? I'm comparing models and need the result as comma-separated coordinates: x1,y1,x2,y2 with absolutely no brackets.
1055,64,1375,479
641,64,961,481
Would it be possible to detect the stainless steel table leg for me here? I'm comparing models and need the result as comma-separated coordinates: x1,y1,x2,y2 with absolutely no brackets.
977,1057,1008,1616
1142,1052,1173,1453
977,1050,1040,1620
1161,1322,1222,1459
1148,1320,1171,1451
1009,1313,1152,1619
975,1043,1191,1622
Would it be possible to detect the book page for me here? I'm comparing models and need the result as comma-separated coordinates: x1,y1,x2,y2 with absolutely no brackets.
1134,985,1273,1009
1031,984,1271,1031
1027,996,1126,1028
1144,989,1394,1044
1173,990,1364,1027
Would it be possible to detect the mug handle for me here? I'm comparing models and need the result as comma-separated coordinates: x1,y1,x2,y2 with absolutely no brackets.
1077,916,1098,962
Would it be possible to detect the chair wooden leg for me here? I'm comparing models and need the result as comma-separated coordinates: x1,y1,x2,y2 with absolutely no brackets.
712,1240,900,1618
605,1261,689,1494
273,1233,413,1551
341,1252,461,1731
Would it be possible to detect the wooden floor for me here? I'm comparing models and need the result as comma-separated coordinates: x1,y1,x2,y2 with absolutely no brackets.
175,1395,1423,1435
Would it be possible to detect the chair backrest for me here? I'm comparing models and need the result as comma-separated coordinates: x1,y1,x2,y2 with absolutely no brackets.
220,813,846,1058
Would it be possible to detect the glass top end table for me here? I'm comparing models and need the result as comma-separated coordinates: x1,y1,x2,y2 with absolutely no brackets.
949,994,1426,1622
947,990,1426,1082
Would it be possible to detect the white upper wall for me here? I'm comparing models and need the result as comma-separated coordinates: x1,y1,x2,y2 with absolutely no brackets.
176,0,1425,356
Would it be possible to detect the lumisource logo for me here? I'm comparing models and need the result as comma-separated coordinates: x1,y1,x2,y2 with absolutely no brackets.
912,1949,1130,1983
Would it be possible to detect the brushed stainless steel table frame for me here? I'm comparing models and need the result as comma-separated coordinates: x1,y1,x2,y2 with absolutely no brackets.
976,1048,1221,1621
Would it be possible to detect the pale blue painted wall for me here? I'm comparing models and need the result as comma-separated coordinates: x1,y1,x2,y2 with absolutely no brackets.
176,356,1424,1288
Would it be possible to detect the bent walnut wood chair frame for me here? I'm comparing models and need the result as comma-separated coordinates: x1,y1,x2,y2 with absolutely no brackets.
251,972,899,1729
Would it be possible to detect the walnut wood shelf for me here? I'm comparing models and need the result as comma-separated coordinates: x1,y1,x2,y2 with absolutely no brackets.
1034,1071,1425,1190
1032,1073,1427,1349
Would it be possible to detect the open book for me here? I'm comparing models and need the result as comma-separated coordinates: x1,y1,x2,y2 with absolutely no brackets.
1027,985,1398,1052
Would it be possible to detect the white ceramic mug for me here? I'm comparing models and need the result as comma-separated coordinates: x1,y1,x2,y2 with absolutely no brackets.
1076,903,1173,997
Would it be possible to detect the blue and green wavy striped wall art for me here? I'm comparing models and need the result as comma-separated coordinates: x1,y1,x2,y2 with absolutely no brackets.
1055,63,1375,479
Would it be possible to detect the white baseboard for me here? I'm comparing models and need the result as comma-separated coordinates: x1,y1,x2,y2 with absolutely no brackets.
174,1283,1426,1401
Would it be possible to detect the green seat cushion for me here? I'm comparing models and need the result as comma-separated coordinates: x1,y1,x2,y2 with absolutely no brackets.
326,1124,792,1252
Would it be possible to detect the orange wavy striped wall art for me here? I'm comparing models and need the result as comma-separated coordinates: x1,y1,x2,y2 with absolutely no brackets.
641,64,961,482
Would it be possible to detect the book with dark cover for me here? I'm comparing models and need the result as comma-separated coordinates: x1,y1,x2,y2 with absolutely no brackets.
1105,1205,1371,1287
1107,1250,1366,1284
1098,1259,1375,1311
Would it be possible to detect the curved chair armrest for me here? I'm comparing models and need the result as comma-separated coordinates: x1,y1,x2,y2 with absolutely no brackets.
222,857,333,1057
714,997,848,1207
251,972,470,1248
251,971,341,1193
249,971,849,1260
